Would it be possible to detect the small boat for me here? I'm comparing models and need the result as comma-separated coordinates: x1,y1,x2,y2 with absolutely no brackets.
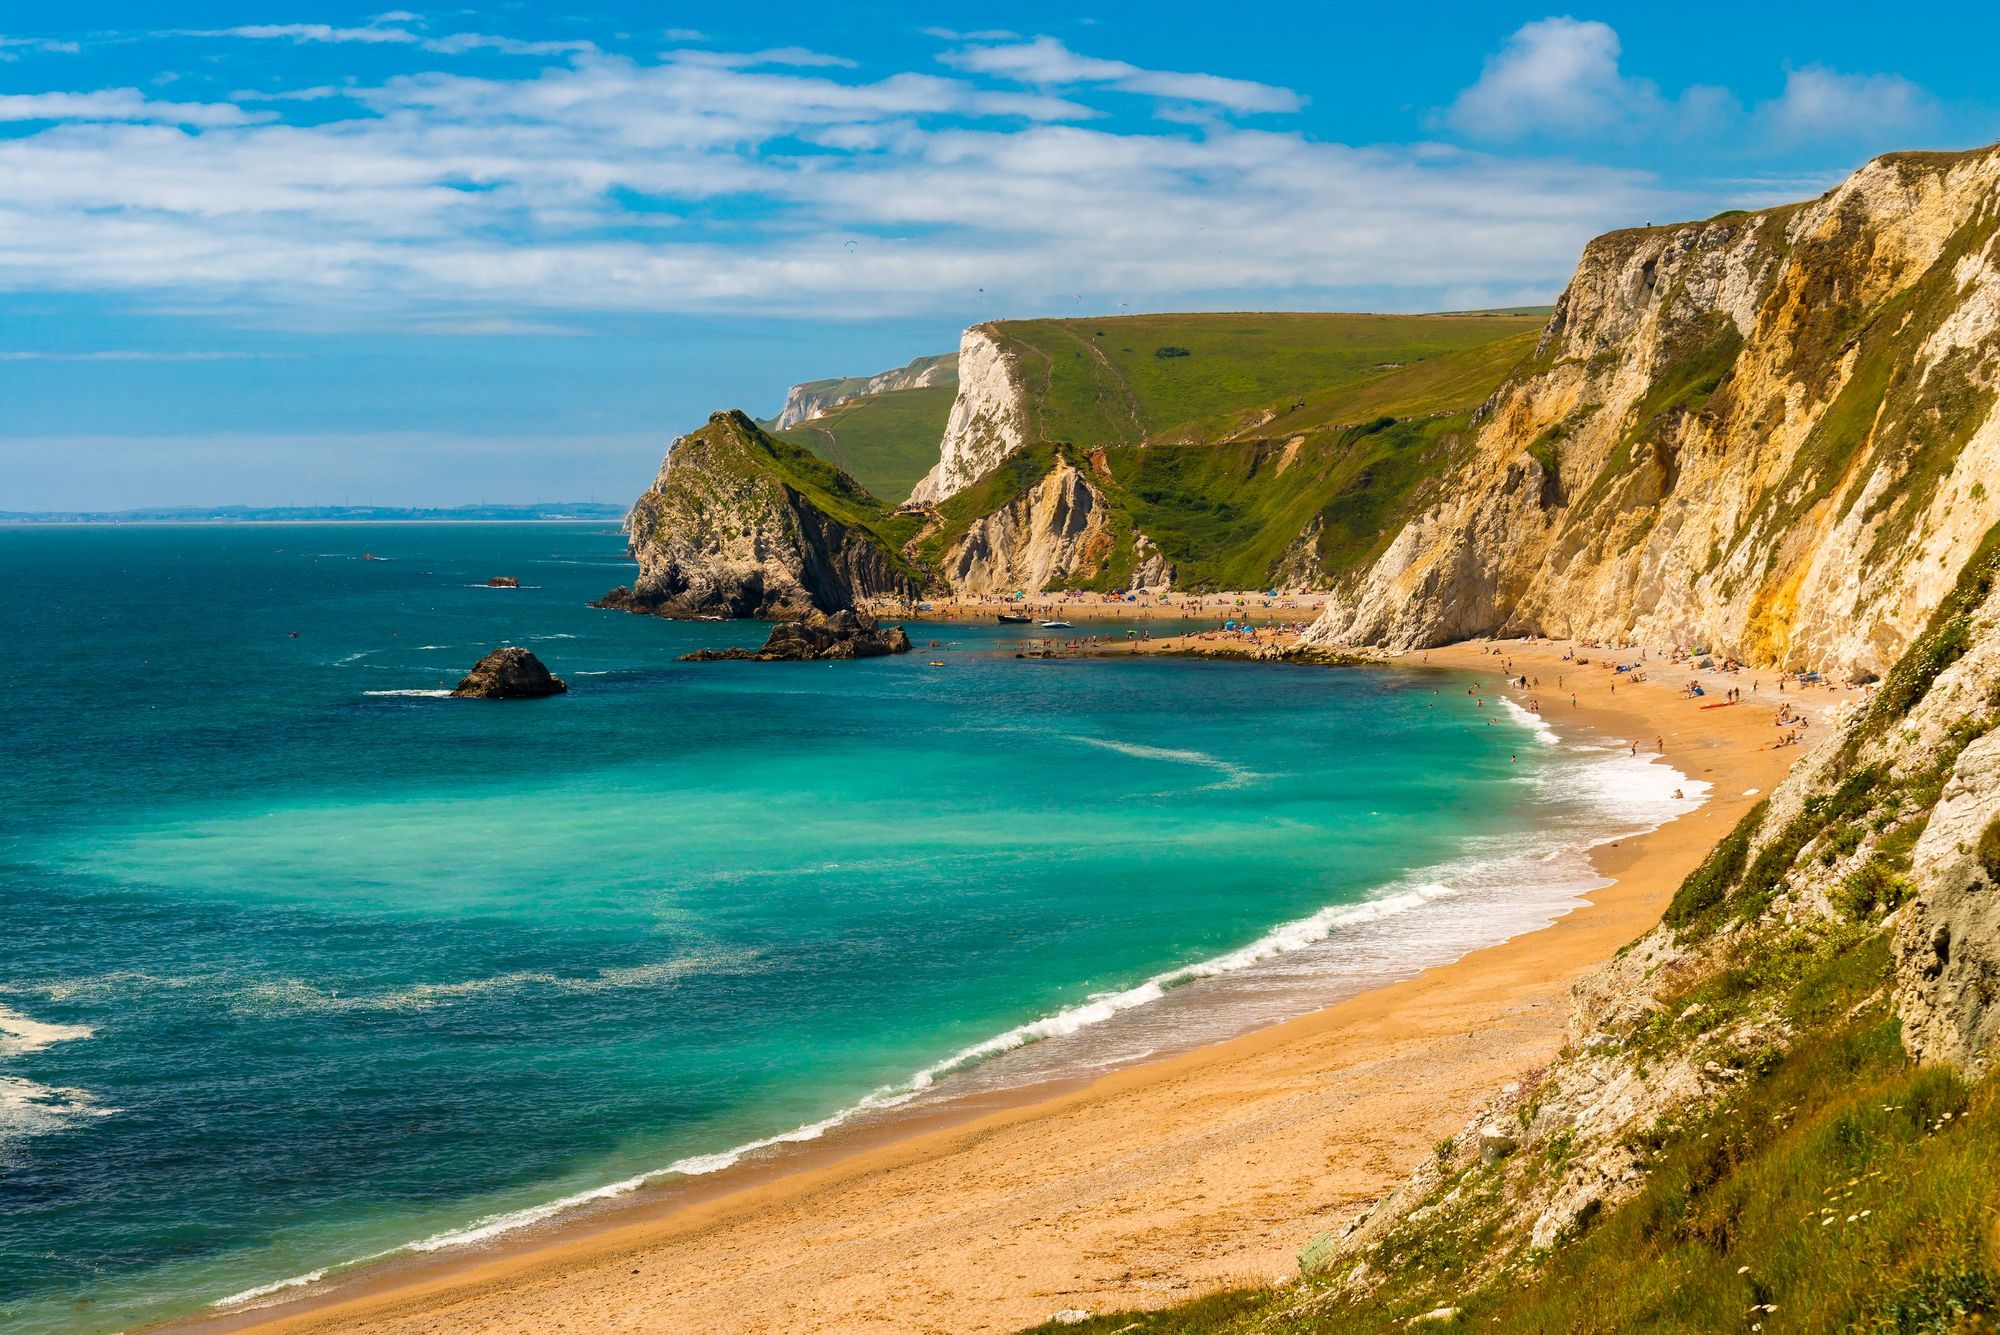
928,660,946,667
1039,620,1074,629
997,613,1032,624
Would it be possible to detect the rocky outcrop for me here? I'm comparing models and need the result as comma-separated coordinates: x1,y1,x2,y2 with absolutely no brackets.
452,647,567,698
907,326,1033,507
773,354,957,431
485,576,518,588
1129,532,1176,593
680,609,912,662
940,463,1113,595
1307,146,2000,679
597,411,916,620
1898,731,2000,1073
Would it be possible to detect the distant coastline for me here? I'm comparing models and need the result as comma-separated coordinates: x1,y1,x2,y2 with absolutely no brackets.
0,503,629,525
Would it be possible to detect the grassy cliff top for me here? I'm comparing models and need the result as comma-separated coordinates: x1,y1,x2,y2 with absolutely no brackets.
985,310,1547,449
777,383,957,504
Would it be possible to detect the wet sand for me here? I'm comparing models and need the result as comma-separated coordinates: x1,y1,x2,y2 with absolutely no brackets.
197,638,1851,1335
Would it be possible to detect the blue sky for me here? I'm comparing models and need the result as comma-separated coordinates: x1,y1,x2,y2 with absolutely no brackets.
2,3,1995,509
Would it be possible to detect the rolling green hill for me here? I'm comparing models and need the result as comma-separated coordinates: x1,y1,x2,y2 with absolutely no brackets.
777,383,957,504
987,310,1546,448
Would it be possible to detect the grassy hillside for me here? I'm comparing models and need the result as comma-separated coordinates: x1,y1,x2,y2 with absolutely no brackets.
989,311,1545,449
778,383,957,504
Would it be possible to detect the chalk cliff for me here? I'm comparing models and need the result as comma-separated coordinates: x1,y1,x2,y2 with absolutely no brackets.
906,326,1033,507
1306,146,2000,678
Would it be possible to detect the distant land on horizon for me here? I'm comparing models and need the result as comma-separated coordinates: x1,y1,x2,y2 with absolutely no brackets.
0,503,630,525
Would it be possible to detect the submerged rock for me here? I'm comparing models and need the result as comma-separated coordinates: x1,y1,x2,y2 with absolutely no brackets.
485,576,519,588
452,646,568,698
680,610,912,663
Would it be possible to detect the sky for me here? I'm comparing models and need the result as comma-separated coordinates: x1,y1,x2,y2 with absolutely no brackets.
1,3,1995,510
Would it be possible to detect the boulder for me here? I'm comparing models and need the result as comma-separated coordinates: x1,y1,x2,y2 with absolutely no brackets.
485,576,519,588
452,646,568,698
681,610,913,663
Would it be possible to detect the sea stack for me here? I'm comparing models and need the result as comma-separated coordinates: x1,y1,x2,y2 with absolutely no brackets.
681,609,912,662
452,646,568,698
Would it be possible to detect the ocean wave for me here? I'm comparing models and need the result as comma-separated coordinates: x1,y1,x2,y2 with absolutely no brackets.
332,650,378,665
1497,697,1560,745
216,1267,332,1308
1062,735,1262,790
231,953,759,1017
0,1076,117,1142
0,1003,92,1057
0,1007,112,1142
362,689,455,698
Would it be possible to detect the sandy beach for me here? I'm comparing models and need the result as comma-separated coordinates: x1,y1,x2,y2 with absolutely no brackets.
863,589,1329,626
198,637,1853,1335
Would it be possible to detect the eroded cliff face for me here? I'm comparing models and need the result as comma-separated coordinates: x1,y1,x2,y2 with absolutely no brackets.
598,411,914,619
907,326,1032,507
1307,147,2000,678
939,462,1112,595
772,354,957,431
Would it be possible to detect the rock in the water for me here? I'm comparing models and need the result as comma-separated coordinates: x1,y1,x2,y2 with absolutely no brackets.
680,610,912,663
485,576,519,588
452,646,568,698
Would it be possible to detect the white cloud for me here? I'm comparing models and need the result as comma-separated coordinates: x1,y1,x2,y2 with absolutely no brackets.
941,36,1301,114
1760,65,1933,143
206,23,422,46
0,89,268,127
0,34,83,58
0,47,1670,323
195,23,596,58
1447,18,1662,138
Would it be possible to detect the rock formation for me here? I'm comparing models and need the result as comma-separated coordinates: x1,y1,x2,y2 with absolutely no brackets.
596,411,917,620
485,576,519,588
452,646,567,698
680,610,913,662
939,462,1113,595
1306,146,2000,679
906,326,1032,507
773,354,957,431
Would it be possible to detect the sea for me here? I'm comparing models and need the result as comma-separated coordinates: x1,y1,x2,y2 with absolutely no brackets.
0,523,1702,1332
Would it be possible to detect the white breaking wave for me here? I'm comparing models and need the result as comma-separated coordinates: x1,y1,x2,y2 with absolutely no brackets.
1064,735,1261,790
0,1006,112,1143
1498,696,1560,745
363,689,455,698
0,1003,92,1057
216,1267,332,1308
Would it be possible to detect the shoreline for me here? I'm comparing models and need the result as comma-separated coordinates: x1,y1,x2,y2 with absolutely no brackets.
182,638,1852,1335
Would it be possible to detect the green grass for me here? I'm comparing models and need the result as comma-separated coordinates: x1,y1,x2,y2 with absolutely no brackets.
778,383,958,503
987,312,1546,449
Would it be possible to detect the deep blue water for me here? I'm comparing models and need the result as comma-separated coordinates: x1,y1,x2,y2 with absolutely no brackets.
0,523,1604,1332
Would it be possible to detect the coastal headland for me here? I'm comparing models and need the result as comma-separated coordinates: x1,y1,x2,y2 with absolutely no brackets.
193,638,1851,1335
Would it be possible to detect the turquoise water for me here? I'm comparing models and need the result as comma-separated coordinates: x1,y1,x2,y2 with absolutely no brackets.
0,524,1667,1332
